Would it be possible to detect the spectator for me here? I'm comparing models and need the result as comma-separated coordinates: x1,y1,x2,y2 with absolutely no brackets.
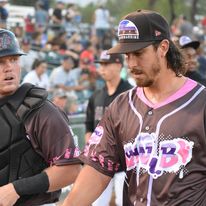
178,35,206,86
0,0,8,29
22,59,50,90
196,45,206,78
24,14,35,40
44,39,62,71
179,15,194,38
51,0,65,32
93,4,111,49
49,55,81,97
35,1,49,32
52,89,79,115
20,38,41,80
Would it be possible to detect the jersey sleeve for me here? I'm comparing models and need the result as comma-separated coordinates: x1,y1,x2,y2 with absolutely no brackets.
79,103,124,177
24,101,81,166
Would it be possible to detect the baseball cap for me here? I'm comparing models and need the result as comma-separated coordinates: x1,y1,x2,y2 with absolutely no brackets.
95,50,123,65
108,9,171,54
53,89,67,99
179,35,200,50
62,55,73,61
0,29,26,57
80,50,93,65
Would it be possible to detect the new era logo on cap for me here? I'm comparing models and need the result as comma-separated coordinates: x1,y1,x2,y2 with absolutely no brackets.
155,30,162,37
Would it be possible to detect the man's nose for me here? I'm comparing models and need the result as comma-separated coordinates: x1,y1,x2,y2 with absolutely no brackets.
127,54,139,68
3,61,13,72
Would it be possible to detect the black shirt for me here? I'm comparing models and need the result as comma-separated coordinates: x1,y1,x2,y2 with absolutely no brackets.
186,70,206,86
85,79,133,132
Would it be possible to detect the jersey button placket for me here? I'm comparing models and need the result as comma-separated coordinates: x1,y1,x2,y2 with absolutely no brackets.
145,126,150,131
140,197,144,202
148,110,153,115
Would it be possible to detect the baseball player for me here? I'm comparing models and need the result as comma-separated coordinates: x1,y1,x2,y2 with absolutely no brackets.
0,29,81,206
63,9,206,206
85,50,132,206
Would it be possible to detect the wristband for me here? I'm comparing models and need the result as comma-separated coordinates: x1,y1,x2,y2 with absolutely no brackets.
13,172,49,196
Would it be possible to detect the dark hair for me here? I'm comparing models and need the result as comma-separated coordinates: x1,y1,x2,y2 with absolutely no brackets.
32,59,46,70
153,40,186,76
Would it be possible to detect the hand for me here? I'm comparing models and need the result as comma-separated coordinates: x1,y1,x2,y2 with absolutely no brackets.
0,183,20,206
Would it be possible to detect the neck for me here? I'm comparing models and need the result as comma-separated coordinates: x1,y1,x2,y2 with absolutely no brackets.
36,70,42,78
143,75,187,104
106,77,121,96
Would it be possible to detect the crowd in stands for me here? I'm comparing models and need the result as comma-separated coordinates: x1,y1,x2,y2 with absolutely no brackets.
1,1,120,116
2,0,206,117
170,14,206,86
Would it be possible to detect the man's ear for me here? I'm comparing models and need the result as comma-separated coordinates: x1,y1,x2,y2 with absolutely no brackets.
158,39,170,58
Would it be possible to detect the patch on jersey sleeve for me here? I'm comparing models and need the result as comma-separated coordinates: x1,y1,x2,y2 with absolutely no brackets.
89,126,104,145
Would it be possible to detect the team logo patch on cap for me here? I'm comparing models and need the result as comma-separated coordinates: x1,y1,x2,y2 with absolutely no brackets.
179,36,192,47
118,20,139,40
0,33,15,51
100,50,110,60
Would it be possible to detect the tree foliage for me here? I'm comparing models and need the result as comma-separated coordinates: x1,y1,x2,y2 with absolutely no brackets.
95,0,205,26
10,0,206,26
9,0,38,6
9,0,55,7
79,3,96,23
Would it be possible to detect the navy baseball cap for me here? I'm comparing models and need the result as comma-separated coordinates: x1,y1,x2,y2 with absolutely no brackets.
108,9,171,54
179,36,200,50
95,50,123,65
0,29,26,57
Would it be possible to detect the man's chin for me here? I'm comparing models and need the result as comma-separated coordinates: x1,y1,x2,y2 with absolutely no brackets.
0,86,18,97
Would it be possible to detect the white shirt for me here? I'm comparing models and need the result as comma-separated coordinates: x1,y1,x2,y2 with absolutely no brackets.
94,8,110,29
22,70,50,90
49,66,81,89
20,50,39,73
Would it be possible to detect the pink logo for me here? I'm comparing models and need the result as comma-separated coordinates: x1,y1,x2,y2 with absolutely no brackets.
124,133,194,179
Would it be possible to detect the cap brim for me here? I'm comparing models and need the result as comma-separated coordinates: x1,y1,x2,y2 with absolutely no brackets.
182,41,200,50
17,51,26,56
94,60,112,64
0,51,26,58
107,41,154,54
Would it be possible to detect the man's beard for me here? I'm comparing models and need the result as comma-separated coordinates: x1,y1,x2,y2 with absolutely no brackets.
132,64,161,87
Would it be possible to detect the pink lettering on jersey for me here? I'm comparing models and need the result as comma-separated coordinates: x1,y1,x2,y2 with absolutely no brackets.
64,148,72,159
177,139,192,164
99,154,105,167
73,147,81,157
159,142,179,169
124,142,140,170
